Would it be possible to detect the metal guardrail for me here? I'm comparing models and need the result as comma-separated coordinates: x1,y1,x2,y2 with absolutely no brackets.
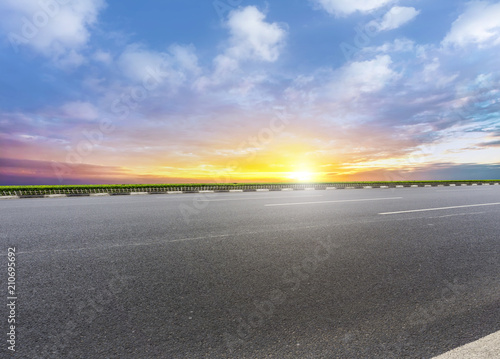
1,182,499,196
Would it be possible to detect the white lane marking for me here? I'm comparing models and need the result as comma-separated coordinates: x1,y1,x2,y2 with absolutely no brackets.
12,234,233,255
157,192,321,199
7,224,331,255
0,196,20,200
432,330,500,358
429,211,487,219
265,197,402,207
199,195,324,202
130,192,149,195
435,189,493,192
379,202,500,215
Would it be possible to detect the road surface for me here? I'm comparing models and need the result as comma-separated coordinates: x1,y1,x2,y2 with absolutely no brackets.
1,186,499,358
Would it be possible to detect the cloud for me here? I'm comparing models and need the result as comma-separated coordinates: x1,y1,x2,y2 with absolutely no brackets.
0,157,131,185
198,6,287,88
0,0,106,66
117,43,200,89
327,163,500,181
118,45,166,83
443,1,500,48
93,50,112,64
368,38,415,53
376,6,420,31
225,6,286,62
59,101,99,121
328,55,398,100
477,140,500,147
313,0,394,17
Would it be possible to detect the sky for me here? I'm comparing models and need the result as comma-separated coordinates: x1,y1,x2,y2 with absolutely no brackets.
0,0,499,185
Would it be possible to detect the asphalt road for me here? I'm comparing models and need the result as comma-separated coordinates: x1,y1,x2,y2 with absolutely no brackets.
1,186,500,358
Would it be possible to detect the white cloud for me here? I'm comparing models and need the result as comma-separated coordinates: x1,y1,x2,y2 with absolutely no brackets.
118,44,200,89
60,101,99,121
224,6,286,62
420,58,459,88
377,6,420,31
284,55,398,108
169,44,201,75
197,6,287,89
212,55,239,78
335,55,397,96
369,38,415,53
0,0,105,67
443,1,500,48
313,0,394,17
93,50,112,64
118,45,166,83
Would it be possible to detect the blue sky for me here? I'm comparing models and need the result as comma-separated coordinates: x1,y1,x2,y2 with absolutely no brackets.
0,0,499,185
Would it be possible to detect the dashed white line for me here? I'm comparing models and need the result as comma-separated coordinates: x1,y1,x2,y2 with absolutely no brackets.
200,195,324,202
428,211,487,219
379,202,500,215
435,189,493,192
265,197,402,207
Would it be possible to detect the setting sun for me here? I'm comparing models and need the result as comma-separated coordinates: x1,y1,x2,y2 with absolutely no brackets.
288,171,316,182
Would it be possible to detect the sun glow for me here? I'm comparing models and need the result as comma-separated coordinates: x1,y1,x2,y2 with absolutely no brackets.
288,171,316,182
